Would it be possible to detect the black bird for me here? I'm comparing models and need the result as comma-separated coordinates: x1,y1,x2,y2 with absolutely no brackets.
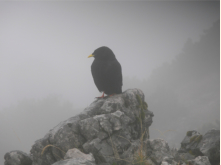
88,46,123,98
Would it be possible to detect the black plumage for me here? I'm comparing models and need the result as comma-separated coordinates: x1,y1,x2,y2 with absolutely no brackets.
88,46,122,96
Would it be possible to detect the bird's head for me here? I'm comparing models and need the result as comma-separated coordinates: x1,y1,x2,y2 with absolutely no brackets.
88,46,116,60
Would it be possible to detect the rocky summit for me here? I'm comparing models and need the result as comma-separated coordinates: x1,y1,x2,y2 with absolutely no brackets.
31,88,153,165
4,89,220,165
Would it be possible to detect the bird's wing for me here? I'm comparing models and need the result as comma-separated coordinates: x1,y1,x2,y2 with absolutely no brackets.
91,60,107,92
105,60,122,92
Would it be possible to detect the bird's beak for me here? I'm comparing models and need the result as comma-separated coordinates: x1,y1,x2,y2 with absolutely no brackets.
88,54,94,58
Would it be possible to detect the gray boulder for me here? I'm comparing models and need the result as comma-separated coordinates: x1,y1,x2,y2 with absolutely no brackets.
119,139,142,164
146,139,173,165
161,156,211,165
120,138,173,165
52,148,96,165
64,148,95,161
52,159,95,165
30,88,154,165
179,130,203,156
178,129,220,165
188,156,211,165
4,150,32,165
198,129,220,165
174,152,195,164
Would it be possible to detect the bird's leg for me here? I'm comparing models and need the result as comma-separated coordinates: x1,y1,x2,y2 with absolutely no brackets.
96,92,105,98
101,92,105,98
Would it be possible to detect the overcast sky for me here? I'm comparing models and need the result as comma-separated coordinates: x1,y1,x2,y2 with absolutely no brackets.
0,1,219,109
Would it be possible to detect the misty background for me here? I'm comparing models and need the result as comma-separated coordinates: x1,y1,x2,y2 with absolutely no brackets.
0,1,219,163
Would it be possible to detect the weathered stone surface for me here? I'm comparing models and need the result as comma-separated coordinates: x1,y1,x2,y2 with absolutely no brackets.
161,161,170,165
51,148,96,165
198,129,220,165
120,139,173,165
178,129,220,165
188,156,211,165
161,160,177,165
30,88,154,165
146,139,172,165
162,156,177,165
52,158,96,165
174,152,195,164
179,130,203,155
119,139,140,164
64,148,95,162
4,150,32,165
161,156,211,165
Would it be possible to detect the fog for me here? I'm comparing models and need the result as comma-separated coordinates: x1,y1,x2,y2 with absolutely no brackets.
0,1,219,163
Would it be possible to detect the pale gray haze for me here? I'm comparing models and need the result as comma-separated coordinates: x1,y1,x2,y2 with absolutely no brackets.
0,1,219,163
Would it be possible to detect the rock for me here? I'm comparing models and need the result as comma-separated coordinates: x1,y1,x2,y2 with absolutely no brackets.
146,139,173,165
169,147,178,158
64,148,95,162
161,160,177,165
179,130,203,156
53,148,96,165
188,156,211,165
4,150,32,165
161,161,170,165
30,88,154,165
121,138,173,165
52,158,96,165
119,139,140,164
174,152,195,164
163,156,175,164
178,129,220,165
198,129,220,165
